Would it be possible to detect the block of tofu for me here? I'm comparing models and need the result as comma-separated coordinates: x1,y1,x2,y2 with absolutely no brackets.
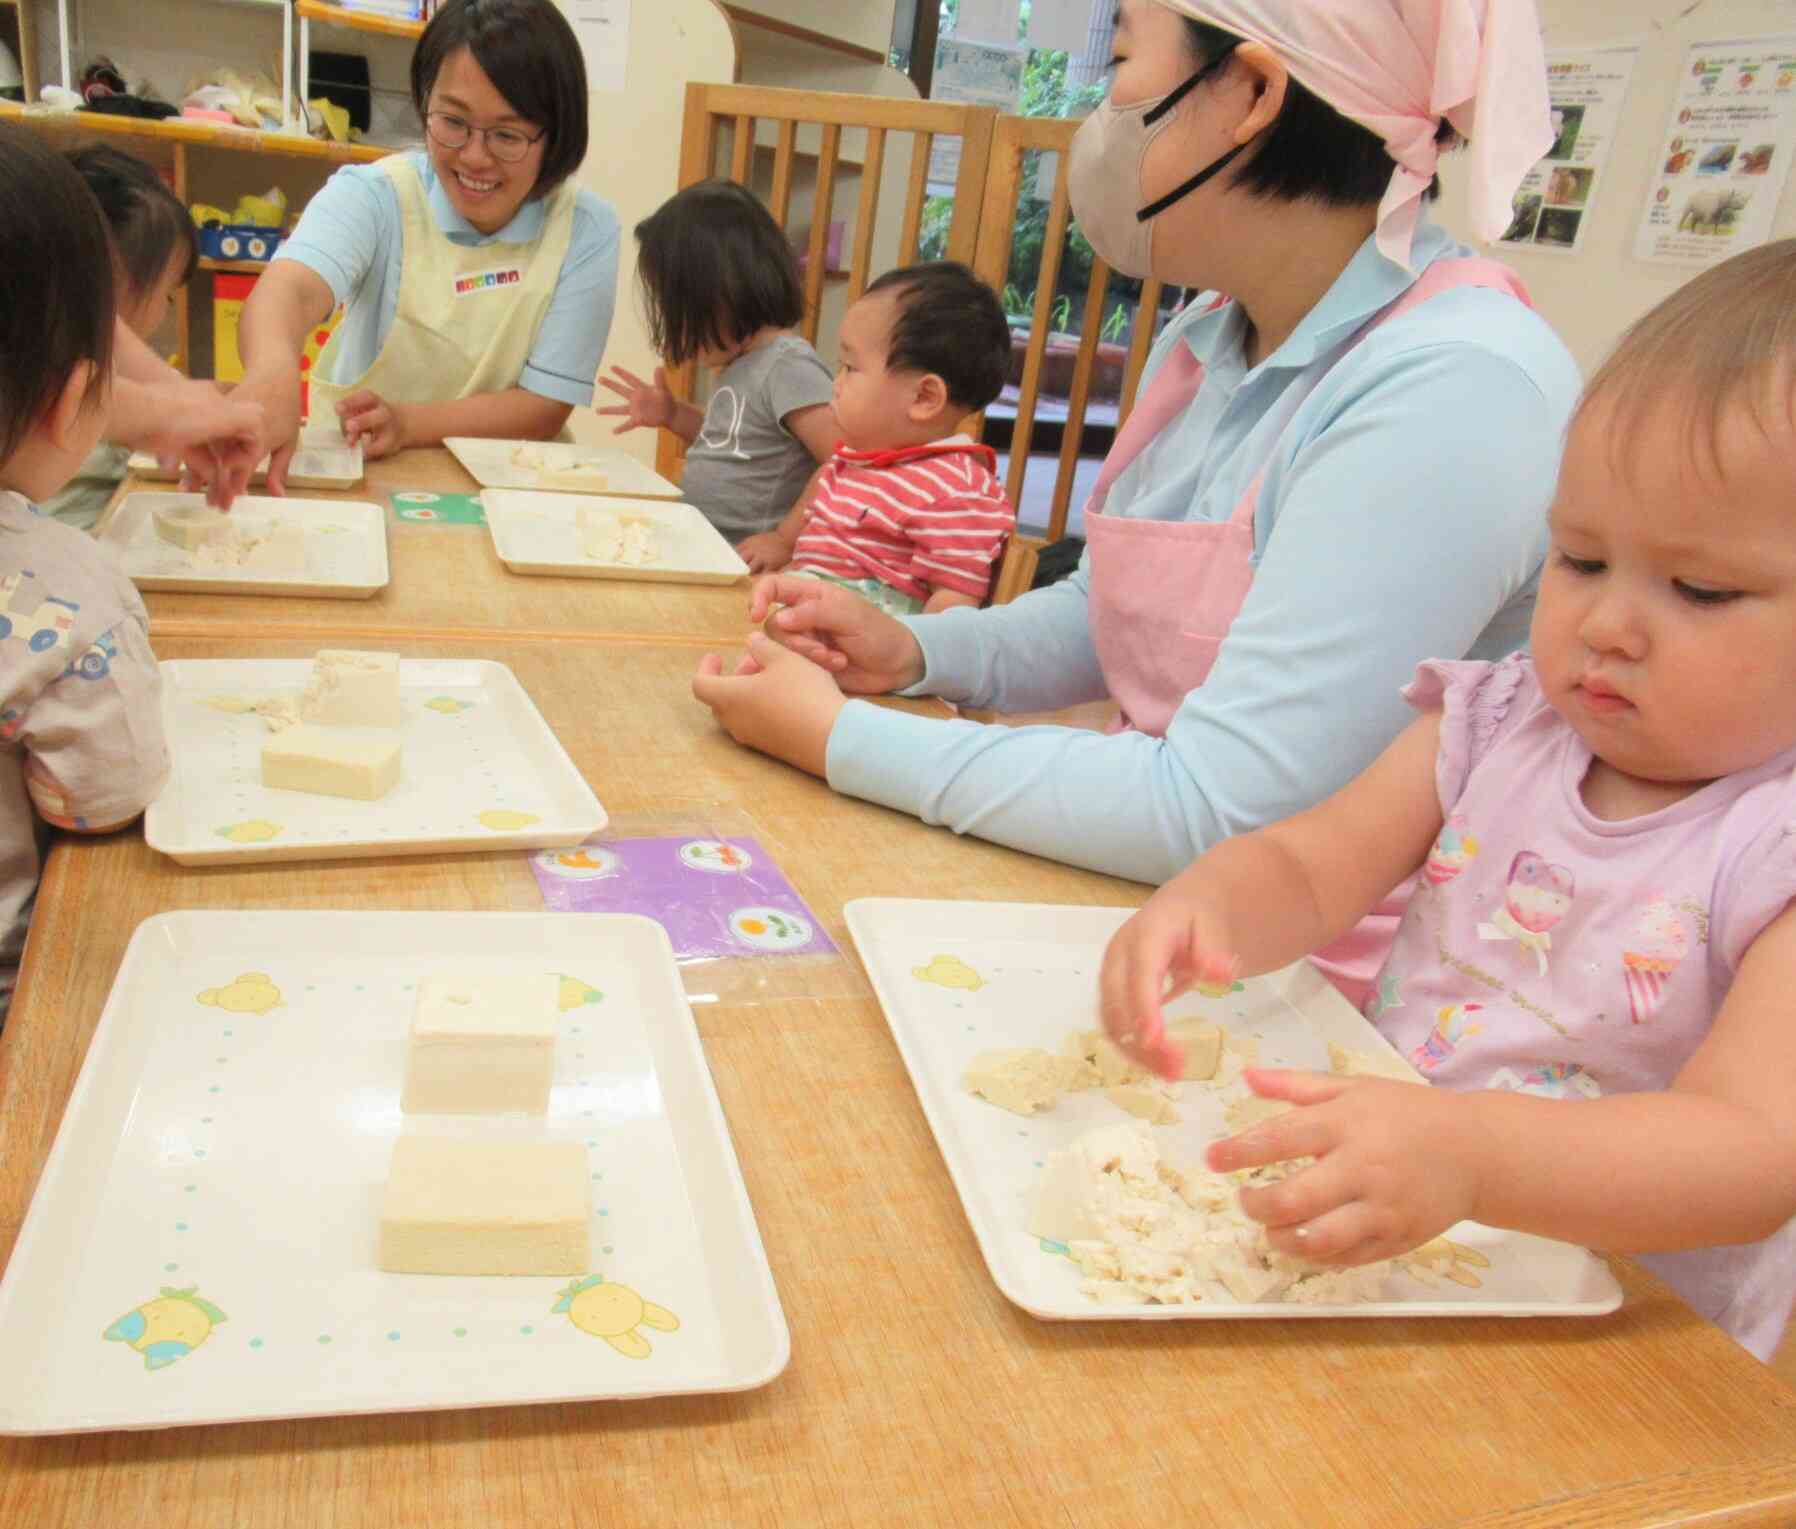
1166,1019,1224,1081
401,969,560,1115
962,1047,1095,1116
379,1136,591,1276
301,649,403,727
152,502,235,553
261,723,401,800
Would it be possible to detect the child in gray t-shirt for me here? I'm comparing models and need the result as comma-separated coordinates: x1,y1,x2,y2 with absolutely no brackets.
598,181,836,561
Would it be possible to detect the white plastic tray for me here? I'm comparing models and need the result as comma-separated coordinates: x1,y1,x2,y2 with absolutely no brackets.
145,658,606,865
128,431,364,491
0,910,789,1433
484,491,748,585
445,438,682,499
845,898,1624,1324
100,492,389,598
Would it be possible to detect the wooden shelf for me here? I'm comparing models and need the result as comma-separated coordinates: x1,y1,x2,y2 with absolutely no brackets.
295,1,424,41
0,101,391,163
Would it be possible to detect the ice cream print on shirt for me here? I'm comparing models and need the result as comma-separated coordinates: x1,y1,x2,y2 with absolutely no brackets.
1477,851,1575,976
697,387,751,460
1410,1001,1484,1073
1423,814,1479,886
1621,894,1690,1025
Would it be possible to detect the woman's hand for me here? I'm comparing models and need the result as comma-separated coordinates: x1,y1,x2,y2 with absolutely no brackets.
748,574,926,694
337,390,411,459
132,380,263,509
691,633,848,777
1208,1069,1485,1266
225,370,304,496
736,531,793,575
597,365,677,434
1098,863,1243,1079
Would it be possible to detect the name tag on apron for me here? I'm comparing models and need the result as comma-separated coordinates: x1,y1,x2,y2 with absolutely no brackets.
453,266,525,297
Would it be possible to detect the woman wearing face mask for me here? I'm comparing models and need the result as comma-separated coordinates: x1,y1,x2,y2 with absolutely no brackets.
235,0,618,489
695,0,1578,1003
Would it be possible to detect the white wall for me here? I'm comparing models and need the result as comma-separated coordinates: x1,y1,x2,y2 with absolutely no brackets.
561,0,738,454
1434,0,1796,376
740,0,896,56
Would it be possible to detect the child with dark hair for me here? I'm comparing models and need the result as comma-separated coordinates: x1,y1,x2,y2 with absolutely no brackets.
0,123,169,1016
768,261,1015,614
236,0,618,483
44,144,199,529
598,179,837,554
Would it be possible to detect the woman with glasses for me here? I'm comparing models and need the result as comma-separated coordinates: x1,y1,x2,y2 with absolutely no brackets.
695,0,1581,1006
235,0,618,486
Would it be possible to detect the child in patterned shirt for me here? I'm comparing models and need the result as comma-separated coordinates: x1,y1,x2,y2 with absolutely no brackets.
1098,239,1796,1360
761,261,1016,615
0,124,169,1014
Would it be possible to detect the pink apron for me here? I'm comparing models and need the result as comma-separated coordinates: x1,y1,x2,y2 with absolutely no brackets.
1084,258,1534,1005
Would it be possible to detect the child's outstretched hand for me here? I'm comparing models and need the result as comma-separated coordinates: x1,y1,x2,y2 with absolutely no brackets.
597,365,677,434
1098,880,1241,1081
337,390,409,459
1208,1069,1484,1266
737,532,793,575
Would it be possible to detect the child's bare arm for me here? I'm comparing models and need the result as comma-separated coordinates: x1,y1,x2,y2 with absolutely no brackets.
1100,713,1446,1076
922,589,980,613
783,403,839,465
739,464,829,575
1214,905,1796,1267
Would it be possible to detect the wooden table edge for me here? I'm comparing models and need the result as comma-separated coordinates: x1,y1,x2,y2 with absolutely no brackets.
1457,1457,1796,1528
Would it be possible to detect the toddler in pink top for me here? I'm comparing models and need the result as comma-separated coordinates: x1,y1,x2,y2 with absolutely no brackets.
1097,239,1796,1358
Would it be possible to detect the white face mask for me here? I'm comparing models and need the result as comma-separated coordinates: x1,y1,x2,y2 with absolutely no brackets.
1067,49,1248,279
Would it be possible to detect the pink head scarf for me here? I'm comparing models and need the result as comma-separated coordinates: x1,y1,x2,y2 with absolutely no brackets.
1156,0,1552,268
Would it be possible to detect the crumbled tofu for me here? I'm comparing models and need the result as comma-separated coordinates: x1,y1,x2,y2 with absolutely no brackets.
963,1048,1094,1116
1104,1083,1181,1125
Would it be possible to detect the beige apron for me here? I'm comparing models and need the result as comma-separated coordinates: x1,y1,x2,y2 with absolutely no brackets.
307,156,576,422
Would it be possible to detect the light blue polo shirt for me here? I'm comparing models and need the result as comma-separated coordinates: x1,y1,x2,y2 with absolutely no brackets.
275,150,619,407
826,217,1584,885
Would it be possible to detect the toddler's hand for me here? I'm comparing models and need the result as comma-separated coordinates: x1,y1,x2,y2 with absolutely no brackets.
597,365,676,434
1098,879,1240,1080
1208,1069,1483,1266
748,574,925,694
737,531,792,575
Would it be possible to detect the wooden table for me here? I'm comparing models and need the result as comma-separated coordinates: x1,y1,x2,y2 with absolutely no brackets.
5,634,1796,1527
99,449,754,645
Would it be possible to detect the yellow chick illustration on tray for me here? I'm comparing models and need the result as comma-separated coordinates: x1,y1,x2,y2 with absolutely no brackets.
553,1276,679,1358
912,954,984,991
424,697,473,715
215,819,283,844
198,972,283,1015
477,810,540,832
556,974,603,1012
103,1286,227,1370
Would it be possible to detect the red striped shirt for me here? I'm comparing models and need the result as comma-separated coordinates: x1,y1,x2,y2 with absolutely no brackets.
789,437,1016,601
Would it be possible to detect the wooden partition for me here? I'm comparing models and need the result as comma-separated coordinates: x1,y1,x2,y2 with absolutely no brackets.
666,81,999,483
972,115,1168,602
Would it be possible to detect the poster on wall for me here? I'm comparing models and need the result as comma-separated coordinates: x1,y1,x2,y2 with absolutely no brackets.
1497,45,1638,255
1634,35,1796,267
927,37,1026,193
567,0,630,94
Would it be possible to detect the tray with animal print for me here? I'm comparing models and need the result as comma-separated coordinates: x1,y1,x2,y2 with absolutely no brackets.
144,658,605,865
0,910,789,1433
845,897,1624,1324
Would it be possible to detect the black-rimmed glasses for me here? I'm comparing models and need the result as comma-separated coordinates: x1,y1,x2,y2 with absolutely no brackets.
424,111,545,163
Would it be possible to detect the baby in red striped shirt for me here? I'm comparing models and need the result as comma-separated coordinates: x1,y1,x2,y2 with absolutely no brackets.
764,262,1016,614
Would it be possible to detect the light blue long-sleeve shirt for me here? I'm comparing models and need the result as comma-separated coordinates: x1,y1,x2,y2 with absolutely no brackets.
826,220,1582,886
275,151,619,407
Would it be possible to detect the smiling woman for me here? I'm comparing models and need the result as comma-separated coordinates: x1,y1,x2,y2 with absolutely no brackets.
230,0,620,486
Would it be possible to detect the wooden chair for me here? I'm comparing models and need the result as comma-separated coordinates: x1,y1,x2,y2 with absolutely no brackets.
968,115,1170,602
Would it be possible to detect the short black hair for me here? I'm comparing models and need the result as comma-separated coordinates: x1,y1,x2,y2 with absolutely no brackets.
0,123,114,464
1182,19,1455,206
633,180,805,365
65,144,199,298
412,0,589,199
863,262,1010,413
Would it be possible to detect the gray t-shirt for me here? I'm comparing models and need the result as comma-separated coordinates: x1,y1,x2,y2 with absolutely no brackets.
680,335,834,540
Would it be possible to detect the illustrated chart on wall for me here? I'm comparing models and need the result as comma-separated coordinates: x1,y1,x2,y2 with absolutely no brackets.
1636,34,1796,266
1497,45,1639,255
